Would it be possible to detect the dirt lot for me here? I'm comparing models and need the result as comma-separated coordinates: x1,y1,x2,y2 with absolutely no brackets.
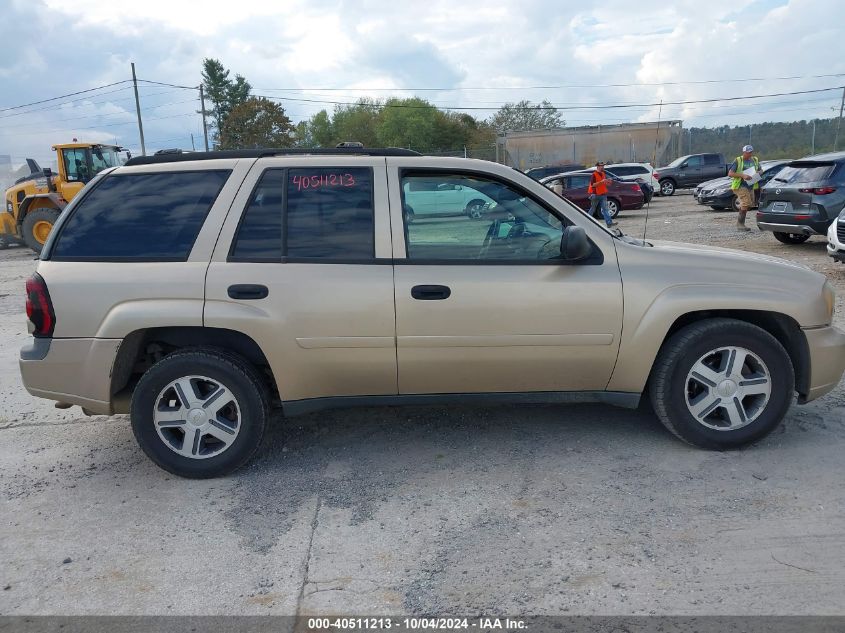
1,192,844,616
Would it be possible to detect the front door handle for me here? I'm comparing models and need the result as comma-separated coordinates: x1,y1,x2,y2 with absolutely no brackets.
411,284,451,300
228,284,269,300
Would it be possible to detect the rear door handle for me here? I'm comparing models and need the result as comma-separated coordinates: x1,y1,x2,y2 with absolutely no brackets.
411,285,451,300
228,284,269,300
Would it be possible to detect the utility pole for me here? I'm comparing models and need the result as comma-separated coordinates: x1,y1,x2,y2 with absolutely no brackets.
199,84,210,152
190,134,196,151
835,85,845,152
812,120,816,154
131,62,146,156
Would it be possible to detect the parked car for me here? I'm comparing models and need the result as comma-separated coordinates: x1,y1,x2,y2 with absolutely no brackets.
541,171,645,218
757,151,845,244
827,210,845,263
525,164,585,180
606,163,661,195
576,166,654,203
402,178,497,220
20,148,845,477
656,153,727,196
695,160,791,212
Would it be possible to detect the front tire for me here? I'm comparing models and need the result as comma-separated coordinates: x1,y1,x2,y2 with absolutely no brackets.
649,318,794,449
659,179,676,196
22,208,61,253
130,349,269,478
773,232,810,244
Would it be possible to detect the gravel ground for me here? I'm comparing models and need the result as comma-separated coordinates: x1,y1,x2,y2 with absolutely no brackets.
1,193,844,616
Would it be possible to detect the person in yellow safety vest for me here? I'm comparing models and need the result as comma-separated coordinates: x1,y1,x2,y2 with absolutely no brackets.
727,144,761,231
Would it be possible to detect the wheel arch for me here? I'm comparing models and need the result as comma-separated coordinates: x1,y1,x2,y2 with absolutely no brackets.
608,283,814,400
18,194,64,226
650,310,809,400
110,326,280,413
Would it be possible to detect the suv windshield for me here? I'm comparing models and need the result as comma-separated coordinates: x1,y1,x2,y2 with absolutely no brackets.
773,162,836,184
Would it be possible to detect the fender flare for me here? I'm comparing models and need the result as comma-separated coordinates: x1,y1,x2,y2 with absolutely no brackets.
18,193,65,227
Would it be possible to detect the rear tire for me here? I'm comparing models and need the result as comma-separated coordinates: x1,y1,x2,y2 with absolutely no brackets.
773,232,810,244
649,318,794,449
22,208,61,253
606,198,621,218
130,349,269,478
465,199,486,219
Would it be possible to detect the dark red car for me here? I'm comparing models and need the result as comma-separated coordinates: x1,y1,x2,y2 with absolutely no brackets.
540,171,645,218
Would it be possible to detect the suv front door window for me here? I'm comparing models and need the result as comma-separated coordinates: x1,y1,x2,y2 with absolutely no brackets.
390,167,623,395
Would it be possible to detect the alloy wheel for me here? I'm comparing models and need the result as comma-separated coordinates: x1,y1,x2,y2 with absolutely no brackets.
684,346,771,431
154,375,242,459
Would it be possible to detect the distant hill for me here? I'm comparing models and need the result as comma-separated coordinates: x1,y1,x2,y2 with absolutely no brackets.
686,117,841,161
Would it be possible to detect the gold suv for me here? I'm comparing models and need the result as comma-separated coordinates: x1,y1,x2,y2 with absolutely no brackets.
19,149,845,478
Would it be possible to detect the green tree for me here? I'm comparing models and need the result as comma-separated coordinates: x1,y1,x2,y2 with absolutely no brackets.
377,98,446,151
309,110,335,147
331,98,382,147
489,99,564,134
200,58,253,145
218,97,295,149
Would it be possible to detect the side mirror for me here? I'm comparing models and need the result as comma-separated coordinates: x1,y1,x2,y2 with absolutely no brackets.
679,162,688,169
560,226,592,262
42,168,53,178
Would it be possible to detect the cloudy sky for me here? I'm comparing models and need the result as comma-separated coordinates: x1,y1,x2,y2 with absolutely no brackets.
1,0,843,166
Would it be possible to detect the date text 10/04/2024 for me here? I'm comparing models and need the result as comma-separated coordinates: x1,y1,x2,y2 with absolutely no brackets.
306,617,527,630
292,173,357,191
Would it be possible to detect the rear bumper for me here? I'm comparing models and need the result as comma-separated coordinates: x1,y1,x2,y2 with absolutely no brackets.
756,213,829,235
802,325,845,402
19,337,121,415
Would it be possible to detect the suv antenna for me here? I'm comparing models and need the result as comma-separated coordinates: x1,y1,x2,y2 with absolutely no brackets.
643,99,662,242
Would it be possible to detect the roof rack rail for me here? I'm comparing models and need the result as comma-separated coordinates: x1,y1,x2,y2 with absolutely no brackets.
125,147,421,166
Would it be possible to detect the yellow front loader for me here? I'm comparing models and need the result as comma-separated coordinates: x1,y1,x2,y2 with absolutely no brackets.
1,142,128,253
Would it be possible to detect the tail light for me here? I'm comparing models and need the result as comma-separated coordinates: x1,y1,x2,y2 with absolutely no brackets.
652,172,659,178
629,183,641,191
799,187,837,195
25,273,55,337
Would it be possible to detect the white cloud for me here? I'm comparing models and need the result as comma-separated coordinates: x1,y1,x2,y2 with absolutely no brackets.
0,0,843,166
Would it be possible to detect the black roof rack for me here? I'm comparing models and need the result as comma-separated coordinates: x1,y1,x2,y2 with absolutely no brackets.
125,147,421,166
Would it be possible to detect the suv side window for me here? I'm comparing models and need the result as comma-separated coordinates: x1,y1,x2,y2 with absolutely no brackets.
231,169,284,261
51,170,230,260
285,167,374,260
609,166,633,176
402,172,567,262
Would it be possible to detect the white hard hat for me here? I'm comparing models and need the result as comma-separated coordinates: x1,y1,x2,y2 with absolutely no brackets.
742,144,754,152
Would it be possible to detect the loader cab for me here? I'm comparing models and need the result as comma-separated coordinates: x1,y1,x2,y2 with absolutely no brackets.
55,144,123,201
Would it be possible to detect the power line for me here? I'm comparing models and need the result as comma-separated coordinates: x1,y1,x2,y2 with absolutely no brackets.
254,85,845,112
254,72,845,92
0,80,133,113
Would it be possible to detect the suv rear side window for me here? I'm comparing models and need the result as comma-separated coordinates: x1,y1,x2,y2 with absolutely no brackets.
285,167,374,259
51,170,229,260
703,154,723,166
231,170,284,261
